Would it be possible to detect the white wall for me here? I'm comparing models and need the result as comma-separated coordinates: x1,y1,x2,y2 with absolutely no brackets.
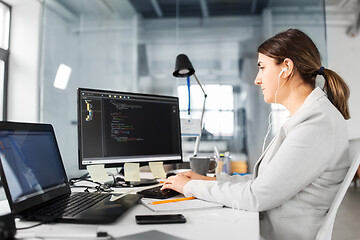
5,0,41,122
326,26,360,139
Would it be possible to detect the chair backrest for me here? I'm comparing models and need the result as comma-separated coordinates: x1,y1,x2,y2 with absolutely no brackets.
316,138,360,240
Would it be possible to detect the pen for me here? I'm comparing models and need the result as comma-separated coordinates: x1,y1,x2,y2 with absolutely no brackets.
150,197,196,205
214,146,220,158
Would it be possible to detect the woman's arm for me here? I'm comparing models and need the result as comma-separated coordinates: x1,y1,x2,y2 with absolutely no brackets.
179,171,216,180
183,114,346,211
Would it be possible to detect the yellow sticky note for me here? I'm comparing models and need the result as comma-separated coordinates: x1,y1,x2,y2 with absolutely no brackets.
124,163,140,182
87,164,112,183
149,162,166,179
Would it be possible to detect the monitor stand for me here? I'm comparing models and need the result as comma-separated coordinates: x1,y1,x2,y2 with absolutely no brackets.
126,178,159,187
112,168,159,187
112,178,159,188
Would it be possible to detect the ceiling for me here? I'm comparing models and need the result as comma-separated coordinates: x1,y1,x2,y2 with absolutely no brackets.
52,0,353,20
128,0,271,18
50,0,359,37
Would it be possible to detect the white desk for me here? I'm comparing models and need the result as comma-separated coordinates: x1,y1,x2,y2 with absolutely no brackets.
104,204,259,239
1,197,259,240
1,171,259,240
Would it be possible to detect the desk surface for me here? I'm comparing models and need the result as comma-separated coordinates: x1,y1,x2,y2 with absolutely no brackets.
0,180,260,240
10,204,259,240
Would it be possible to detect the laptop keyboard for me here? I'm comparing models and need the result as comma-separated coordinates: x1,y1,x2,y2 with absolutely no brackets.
137,185,180,199
29,192,109,218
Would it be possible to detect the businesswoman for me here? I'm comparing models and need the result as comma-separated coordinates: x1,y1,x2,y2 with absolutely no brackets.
162,29,351,240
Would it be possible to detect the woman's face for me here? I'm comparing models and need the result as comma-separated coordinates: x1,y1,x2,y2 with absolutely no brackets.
254,53,284,103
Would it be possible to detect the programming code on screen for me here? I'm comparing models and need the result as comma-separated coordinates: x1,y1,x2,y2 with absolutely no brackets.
78,90,182,166
108,101,144,143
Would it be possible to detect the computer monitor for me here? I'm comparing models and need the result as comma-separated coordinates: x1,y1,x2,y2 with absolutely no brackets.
77,88,183,170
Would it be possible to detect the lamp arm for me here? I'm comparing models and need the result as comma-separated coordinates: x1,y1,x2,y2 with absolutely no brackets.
193,95,207,156
193,73,207,126
193,73,206,96
192,73,207,157
199,93,207,130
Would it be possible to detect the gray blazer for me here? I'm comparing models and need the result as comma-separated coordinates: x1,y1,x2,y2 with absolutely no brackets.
184,87,350,240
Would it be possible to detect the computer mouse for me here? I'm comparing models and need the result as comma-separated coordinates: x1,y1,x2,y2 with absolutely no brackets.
166,172,177,178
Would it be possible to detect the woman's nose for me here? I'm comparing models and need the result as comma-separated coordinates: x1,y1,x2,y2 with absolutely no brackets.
254,77,261,85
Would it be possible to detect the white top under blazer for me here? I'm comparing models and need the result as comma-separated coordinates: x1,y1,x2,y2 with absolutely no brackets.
183,87,350,240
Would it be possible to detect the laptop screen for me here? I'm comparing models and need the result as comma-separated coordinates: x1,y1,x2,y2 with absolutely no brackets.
0,129,67,203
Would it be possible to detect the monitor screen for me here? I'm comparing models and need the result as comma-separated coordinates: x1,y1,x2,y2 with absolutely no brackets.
77,88,182,169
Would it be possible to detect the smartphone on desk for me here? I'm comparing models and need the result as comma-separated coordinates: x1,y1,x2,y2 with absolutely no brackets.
135,214,186,224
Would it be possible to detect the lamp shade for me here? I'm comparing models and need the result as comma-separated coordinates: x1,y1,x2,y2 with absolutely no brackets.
173,54,195,77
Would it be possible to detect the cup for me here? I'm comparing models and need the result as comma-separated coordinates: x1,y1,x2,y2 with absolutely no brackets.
189,156,211,176
215,154,231,181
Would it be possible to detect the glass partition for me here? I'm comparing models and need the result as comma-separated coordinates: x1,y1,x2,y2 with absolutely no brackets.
40,0,326,177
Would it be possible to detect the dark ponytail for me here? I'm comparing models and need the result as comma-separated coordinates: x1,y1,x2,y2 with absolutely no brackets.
322,68,350,119
258,29,350,119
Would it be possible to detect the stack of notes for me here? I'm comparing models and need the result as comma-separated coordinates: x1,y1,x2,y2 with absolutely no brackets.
141,197,223,212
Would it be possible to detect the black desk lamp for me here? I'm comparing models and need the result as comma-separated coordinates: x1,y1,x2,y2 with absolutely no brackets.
173,54,207,157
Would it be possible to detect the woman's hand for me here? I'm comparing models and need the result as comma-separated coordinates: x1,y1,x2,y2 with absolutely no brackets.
161,171,216,194
161,174,191,194
179,170,216,181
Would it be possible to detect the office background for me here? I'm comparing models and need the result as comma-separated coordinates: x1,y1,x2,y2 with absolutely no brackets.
1,0,359,178
0,1,359,239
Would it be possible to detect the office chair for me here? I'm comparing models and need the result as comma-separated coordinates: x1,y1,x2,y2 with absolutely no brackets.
316,138,360,240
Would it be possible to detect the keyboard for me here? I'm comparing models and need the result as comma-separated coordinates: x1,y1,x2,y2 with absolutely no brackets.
27,192,109,219
137,185,180,199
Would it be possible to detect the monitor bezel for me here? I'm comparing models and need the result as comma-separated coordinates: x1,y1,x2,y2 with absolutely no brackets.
77,88,183,170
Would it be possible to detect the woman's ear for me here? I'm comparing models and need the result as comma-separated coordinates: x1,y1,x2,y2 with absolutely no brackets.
282,58,294,78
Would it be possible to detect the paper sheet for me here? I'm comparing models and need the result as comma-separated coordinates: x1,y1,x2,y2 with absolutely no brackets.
86,164,112,183
124,163,140,181
141,197,223,212
149,161,166,178
180,118,201,136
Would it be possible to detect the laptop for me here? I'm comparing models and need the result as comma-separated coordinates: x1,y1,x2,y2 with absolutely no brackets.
0,121,139,224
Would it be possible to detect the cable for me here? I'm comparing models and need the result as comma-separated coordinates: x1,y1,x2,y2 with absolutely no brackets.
187,76,191,115
262,70,282,153
68,175,93,186
69,178,113,193
16,222,43,230
18,226,114,239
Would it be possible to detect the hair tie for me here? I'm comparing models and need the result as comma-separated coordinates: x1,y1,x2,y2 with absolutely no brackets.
318,66,325,76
